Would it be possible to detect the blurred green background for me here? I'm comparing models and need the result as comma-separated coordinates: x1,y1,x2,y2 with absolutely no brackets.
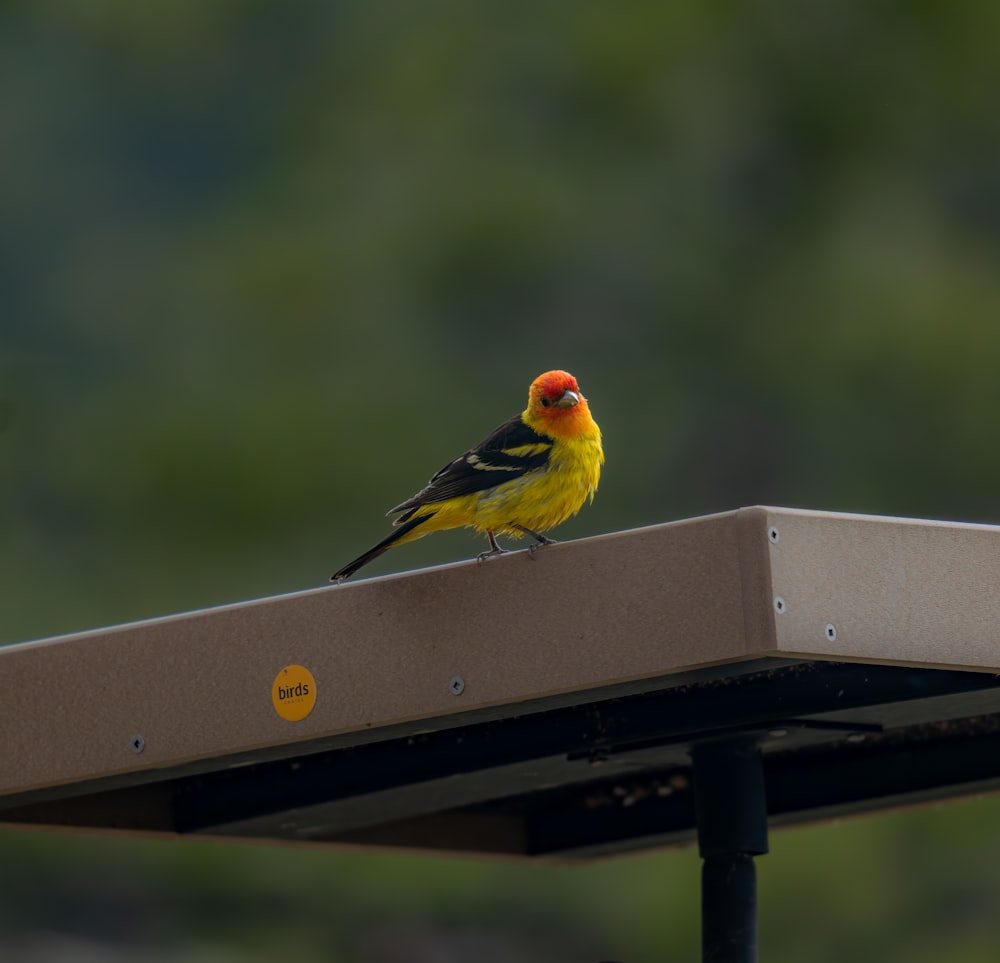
3,1,1000,960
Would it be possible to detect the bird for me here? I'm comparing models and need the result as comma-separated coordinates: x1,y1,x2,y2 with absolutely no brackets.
331,369,604,582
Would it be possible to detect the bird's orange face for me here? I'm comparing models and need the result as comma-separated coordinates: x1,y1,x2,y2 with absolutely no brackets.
528,370,588,424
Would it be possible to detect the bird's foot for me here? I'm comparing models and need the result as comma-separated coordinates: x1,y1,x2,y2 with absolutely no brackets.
508,524,557,559
477,530,509,564
527,540,555,558
508,525,553,554
476,546,509,564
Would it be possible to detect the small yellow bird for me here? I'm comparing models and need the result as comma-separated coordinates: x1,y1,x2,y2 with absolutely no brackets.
331,369,604,581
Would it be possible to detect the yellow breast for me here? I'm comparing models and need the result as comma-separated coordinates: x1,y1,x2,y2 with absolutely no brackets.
471,432,603,536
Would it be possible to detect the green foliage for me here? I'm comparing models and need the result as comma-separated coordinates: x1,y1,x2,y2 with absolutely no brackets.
3,1,1000,959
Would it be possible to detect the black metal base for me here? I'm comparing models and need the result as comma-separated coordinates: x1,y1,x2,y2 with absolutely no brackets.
701,853,758,963
694,741,769,963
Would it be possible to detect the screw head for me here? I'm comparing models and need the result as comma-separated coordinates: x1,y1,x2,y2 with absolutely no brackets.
449,675,465,696
130,735,146,754
768,526,780,544
773,596,787,614
825,623,837,642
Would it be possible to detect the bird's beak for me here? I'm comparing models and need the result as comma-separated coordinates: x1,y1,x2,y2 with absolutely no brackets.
555,390,580,409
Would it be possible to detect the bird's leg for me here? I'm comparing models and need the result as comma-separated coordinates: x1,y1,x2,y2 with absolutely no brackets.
511,524,557,557
477,530,509,563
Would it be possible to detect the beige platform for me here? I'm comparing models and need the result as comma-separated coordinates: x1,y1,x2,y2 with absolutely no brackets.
3,507,1000,857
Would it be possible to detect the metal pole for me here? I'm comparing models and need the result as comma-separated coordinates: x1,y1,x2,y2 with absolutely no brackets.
693,741,769,963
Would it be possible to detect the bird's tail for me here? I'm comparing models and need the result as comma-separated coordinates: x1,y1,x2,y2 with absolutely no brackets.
330,513,431,582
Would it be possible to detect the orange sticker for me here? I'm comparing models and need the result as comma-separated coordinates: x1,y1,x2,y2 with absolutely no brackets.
272,664,317,722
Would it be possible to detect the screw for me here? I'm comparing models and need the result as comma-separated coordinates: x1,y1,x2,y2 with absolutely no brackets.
769,728,789,739
449,675,465,696
774,596,787,614
825,623,837,642
846,732,867,744
130,735,145,754
768,526,780,544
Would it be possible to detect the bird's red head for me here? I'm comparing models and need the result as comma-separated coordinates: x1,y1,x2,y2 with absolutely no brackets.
526,370,597,437
529,369,580,408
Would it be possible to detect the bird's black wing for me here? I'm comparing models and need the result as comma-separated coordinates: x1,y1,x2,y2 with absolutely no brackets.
389,415,553,517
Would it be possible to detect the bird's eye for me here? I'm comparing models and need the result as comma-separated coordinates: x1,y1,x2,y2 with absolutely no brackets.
540,397,552,408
